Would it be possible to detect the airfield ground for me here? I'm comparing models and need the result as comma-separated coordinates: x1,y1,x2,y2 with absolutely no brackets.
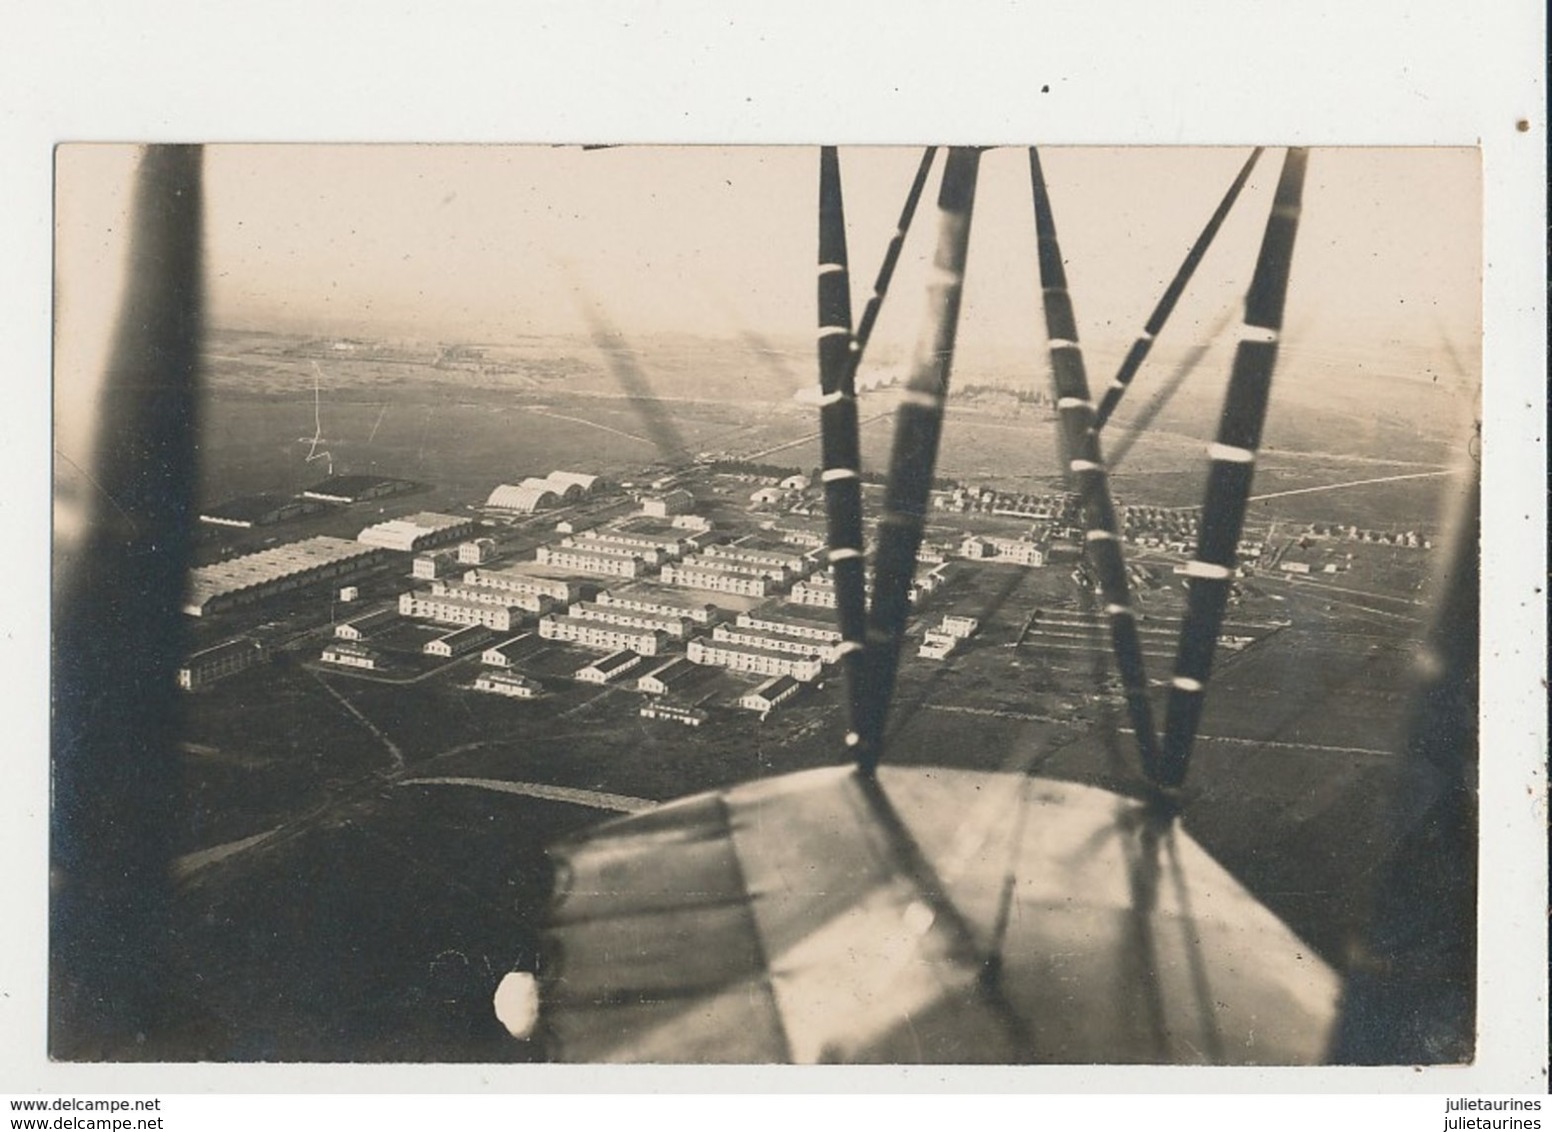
54,334,1469,1061
154,503,1440,1062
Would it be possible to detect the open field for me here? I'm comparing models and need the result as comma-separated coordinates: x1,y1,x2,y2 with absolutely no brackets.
153,548,1438,1061
196,325,1471,534
52,326,1471,1062
199,380,1462,533
164,785,588,1062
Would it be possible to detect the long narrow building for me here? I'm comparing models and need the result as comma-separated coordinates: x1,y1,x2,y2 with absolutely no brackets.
738,674,802,714
567,528,693,560
567,600,691,639
789,573,843,608
634,656,709,696
185,536,389,617
594,586,719,625
177,637,267,690
575,649,645,683
335,607,399,640
400,590,526,632
301,474,415,504
428,578,554,614
701,541,815,574
463,564,584,604
735,607,843,646
536,544,647,579
660,560,775,597
538,614,666,656
563,534,669,567
357,512,477,553
481,633,546,668
425,624,497,657
675,552,793,584
473,670,544,699
711,623,835,663
638,699,708,727
611,515,717,549
320,641,381,670
686,637,823,682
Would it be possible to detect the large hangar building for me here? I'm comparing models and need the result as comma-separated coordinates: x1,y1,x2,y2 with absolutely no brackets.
356,512,476,553
486,470,607,514
184,536,388,617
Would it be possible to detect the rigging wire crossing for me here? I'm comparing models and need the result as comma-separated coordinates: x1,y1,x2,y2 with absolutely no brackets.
1029,146,1165,787
1094,147,1264,430
852,146,983,775
814,147,939,756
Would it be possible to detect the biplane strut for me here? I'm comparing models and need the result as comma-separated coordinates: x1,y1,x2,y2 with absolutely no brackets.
531,146,1379,1065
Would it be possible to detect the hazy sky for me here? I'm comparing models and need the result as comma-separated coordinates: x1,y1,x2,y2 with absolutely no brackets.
56,144,1481,403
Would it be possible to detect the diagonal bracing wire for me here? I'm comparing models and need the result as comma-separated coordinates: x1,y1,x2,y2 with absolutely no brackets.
851,146,983,775
1094,148,1264,431
1028,147,1164,786
847,147,939,380
814,147,939,751
1105,303,1238,472
1157,147,1310,790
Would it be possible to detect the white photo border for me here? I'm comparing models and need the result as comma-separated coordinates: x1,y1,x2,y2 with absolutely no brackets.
4,0,1545,1097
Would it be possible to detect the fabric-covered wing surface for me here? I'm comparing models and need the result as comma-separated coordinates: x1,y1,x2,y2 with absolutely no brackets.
540,767,1339,1064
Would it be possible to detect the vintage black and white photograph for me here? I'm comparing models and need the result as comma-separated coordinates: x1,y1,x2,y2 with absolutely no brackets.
47,142,1487,1068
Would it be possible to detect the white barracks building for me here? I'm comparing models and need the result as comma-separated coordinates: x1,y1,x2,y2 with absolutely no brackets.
535,543,647,579
566,600,692,639
660,558,775,597
594,587,718,625
399,590,526,632
462,565,584,605
428,578,554,615
710,623,836,663
538,614,666,656
686,637,823,682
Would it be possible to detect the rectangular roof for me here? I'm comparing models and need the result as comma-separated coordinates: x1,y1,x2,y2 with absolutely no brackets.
485,633,540,655
185,637,263,663
547,543,643,560
342,607,399,628
409,591,518,613
693,637,816,664
547,613,663,638
199,493,309,523
598,582,716,609
302,474,414,495
583,649,641,674
434,624,495,643
638,657,699,685
746,603,836,629
400,511,471,530
572,600,685,623
474,561,580,582
748,674,799,699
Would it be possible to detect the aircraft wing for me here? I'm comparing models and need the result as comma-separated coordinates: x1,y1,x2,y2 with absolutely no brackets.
539,766,1340,1064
